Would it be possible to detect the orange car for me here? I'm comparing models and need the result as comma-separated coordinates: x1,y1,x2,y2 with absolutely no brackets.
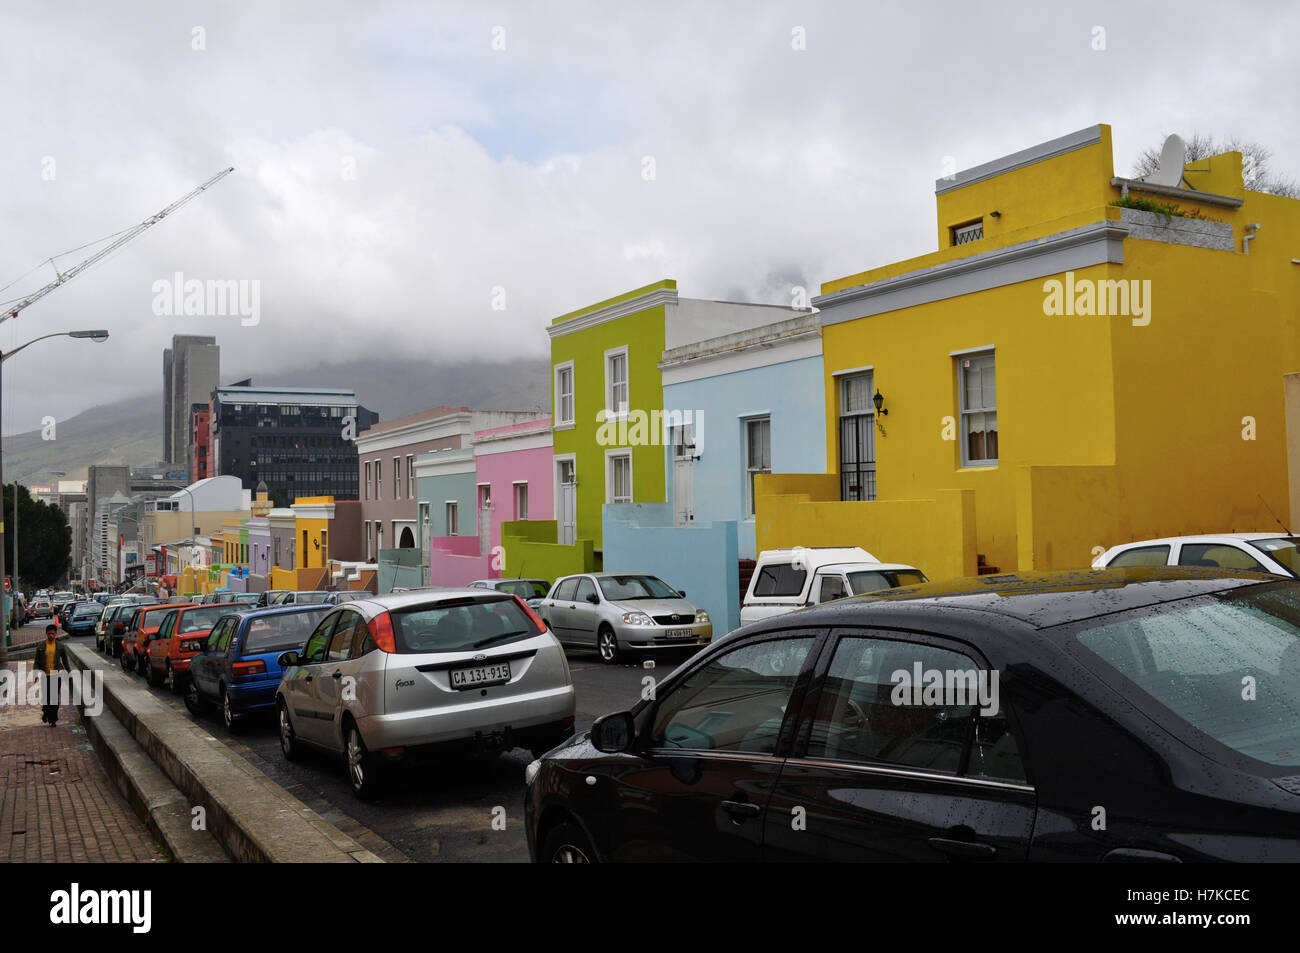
145,602,244,694
121,603,196,676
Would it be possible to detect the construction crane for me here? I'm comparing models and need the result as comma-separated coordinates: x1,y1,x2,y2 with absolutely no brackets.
1,166,235,325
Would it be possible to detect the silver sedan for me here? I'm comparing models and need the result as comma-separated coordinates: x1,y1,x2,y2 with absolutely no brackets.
539,573,712,664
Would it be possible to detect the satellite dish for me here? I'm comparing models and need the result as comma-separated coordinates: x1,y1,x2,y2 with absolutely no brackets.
1139,134,1187,187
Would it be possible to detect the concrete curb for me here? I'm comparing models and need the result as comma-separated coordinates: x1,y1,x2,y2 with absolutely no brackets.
66,643,384,863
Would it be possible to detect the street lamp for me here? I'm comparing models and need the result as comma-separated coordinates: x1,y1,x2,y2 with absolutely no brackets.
0,329,109,662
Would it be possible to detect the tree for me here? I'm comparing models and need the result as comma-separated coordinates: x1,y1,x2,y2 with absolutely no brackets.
2,483,72,590
1134,133,1299,198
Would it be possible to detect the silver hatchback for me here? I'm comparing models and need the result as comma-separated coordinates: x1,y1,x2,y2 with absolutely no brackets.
274,589,575,799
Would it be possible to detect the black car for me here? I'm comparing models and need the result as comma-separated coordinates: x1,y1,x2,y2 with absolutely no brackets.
525,567,1300,862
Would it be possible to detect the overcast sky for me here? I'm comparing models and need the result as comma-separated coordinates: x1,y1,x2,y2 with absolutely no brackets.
1,0,1295,433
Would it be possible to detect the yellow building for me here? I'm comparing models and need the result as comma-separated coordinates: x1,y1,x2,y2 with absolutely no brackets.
269,496,336,590
757,123,1300,580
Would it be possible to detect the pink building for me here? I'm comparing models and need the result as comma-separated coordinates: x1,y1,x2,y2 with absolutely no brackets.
428,417,553,585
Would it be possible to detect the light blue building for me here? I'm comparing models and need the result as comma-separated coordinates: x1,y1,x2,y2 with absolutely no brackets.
602,313,826,633
412,446,479,586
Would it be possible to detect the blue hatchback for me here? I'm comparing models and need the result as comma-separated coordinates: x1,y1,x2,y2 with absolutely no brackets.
67,601,106,636
184,604,329,732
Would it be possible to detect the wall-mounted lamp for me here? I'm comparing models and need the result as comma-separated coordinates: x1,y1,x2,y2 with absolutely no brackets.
313,538,321,550
990,210,1001,218
872,390,888,416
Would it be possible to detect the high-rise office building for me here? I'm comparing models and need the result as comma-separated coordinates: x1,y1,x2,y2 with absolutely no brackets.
162,335,219,472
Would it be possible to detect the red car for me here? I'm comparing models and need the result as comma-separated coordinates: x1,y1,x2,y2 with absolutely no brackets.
146,603,243,694
121,603,195,676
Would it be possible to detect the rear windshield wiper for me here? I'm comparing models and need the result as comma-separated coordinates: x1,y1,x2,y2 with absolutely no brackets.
473,630,529,649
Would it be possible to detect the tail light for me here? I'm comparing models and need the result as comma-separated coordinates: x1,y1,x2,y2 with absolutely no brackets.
367,611,397,653
512,596,548,633
232,659,266,676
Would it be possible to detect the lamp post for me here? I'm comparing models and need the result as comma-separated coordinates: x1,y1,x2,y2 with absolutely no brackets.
0,330,109,662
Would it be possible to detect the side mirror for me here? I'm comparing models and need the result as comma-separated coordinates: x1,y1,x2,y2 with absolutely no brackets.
278,650,300,668
586,593,599,604
590,711,636,754
677,590,686,598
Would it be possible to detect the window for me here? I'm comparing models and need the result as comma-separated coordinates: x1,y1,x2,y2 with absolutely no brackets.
376,523,383,552
958,351,997,465
951,219,984,245
605,347,629,418
478,484,492,511
394,457,401,499
752,562,807,597
745,416,771,518
446,502,459,536
816,575,848,603
553,577,579,601
303,615,336,664
1108,545,1170,568
806,635,1023,781
607,451,632,504
363,461,371,499
407,455,415,500
651,637,815,754
375,459,382,500
327,611,361,662
839,373,876,501
554,362,575,426
514,482,529,520
574,577,597,603
363,521,371,561
1178,544,1265,572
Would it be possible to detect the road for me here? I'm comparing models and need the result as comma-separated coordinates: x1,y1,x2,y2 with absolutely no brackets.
68,631,686,863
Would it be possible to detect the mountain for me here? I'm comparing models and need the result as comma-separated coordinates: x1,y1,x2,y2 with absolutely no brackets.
2,356,552,486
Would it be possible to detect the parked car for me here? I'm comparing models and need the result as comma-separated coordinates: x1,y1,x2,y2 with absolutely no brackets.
99,598,159,655
29,596,53,620
66,601,105,637
526,565,1300,862
145,602,247,693
274,590,575,799
227,593,262,607
256,590,291,607
121,603,194,675
94,601,130,651
740,547,928,626
467,578,552,608
1092,533,1300,577
277,590,333,606
186,604,331,729
323,590,373,605
538,573,711,664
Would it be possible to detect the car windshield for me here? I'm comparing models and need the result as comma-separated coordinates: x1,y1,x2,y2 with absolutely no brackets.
495,580,549,599
231,594,260,604
846,569,927,594
597,575,680,601
1072,585,1300,768
1248,537,1300,577
390,596,541,653
73,604,100,617
294,592,331,604
242,613,324,655
179,606,239,633
751,563,807,597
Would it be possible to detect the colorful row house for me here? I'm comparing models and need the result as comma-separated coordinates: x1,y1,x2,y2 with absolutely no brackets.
754,123,1300,580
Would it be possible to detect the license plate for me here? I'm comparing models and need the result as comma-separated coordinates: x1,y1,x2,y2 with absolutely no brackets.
666,628,696,639
450,661,512,689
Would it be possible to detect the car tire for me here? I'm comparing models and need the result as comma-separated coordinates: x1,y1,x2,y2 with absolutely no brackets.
221,687,244,733
146,661,164,687
541,821,597,863
597,625,620,665
166,662,184,696
120,652,132,673
137,654,149,677
184,678,209,717
345,721,382,800
278,699,301,761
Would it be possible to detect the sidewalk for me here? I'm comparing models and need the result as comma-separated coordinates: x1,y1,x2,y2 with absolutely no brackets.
1,646,168,863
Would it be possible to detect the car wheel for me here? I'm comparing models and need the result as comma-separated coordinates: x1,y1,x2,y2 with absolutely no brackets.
597,626,620,665
137,654,149,677
184,678,209,717
221,687,243,732
278,699,301,761
166,662,184,696
541,821,597,863
146,660,164,687
120,652,132,673
345,722,382,800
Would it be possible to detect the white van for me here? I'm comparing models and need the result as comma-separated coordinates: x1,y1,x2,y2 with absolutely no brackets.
739,547,927,625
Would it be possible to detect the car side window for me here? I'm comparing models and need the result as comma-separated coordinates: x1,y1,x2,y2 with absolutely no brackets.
804,634,1025,782
651,636,816,754
554,578,578,602
1178,543,1266,572
1109,545,1170,567
303,614,337,664
215,620,236,654
816,575,847,603
574,577,597,603
205,619,226,652
328,611,361,662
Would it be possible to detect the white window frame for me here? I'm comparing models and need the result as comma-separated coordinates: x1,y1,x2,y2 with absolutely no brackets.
364,520,371,561
375,459,382,500
406,455,415,500
554,361,575,428
605,448,633,504
513,481,529,520
554,453,577,543
394,456,401,499
604,346,629,421
445,501,459,536
364,461,371,500
743,415,772,519
957,348,998,467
